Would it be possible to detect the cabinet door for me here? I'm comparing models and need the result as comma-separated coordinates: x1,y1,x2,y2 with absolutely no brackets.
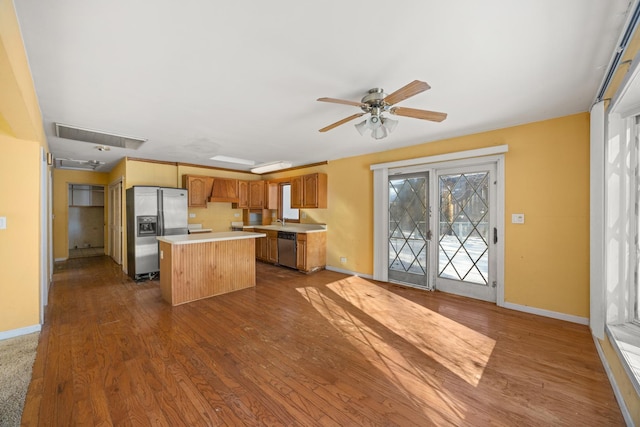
248,181,265,209
265,182,278,209
290,175,304,208
236,181,249,208
183,175,211,207
302,173,327,208
267,232,279,263
296,234,307,271
256,236,265,260
302,174,318,208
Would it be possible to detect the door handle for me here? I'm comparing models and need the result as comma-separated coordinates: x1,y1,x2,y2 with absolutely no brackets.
493,227,498,244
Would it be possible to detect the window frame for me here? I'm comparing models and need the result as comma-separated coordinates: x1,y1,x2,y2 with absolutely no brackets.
278,182,299,223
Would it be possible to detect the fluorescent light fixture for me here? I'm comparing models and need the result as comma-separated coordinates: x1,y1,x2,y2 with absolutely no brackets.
250,161,292,174
210,155,256,166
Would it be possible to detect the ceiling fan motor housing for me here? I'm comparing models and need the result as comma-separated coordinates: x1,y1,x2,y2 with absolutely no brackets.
361,88,388,114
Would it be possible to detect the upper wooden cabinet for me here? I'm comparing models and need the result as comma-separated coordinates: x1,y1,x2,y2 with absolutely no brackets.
235,181,249,209
182,175,213,207
209,178,239,202
291,173,327,209
234,180,265,209
248,181,265,209
265,182,278,209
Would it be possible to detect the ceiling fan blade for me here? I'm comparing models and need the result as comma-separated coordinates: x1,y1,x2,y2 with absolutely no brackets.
390,106,447,122
383,80,431,105
319,113,365,132
317,97,364,107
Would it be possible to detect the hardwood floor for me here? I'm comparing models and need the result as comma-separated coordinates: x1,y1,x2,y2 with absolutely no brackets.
22,256,623,426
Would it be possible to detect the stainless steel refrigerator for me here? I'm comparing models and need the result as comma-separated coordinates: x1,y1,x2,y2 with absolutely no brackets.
126,186,188,280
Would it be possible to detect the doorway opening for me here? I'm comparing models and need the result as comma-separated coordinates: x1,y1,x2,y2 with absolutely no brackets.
68,184,105,259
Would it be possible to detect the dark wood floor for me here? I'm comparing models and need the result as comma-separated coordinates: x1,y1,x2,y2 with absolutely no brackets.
22,256,623,426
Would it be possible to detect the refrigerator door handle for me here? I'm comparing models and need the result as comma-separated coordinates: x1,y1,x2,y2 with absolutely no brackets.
157,189,164,236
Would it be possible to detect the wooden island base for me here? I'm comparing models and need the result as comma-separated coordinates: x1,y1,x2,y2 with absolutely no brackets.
158,233,261,306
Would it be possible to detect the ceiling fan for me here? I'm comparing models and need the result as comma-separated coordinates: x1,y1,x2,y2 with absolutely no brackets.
317,80,447,140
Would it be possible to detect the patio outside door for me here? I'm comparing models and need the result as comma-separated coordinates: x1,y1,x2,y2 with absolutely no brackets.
388,173,430,289
435,164,497,302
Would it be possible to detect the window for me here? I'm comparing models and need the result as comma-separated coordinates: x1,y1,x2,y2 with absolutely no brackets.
280,183,299,222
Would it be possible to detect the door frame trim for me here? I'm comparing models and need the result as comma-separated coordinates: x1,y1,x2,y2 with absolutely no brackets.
372,146,507,307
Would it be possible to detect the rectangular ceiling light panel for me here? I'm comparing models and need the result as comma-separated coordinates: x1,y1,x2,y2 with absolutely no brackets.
210,155,256,166
55,123,147,149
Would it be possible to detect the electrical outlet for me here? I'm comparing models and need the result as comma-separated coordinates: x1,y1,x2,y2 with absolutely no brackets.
160,250,164,260
340,257,347,264
0,216,5,229
234,213,240,217
189,213,196,218
512,213,525,224
301,212,307,219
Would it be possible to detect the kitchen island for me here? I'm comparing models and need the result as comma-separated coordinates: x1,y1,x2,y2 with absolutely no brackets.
157,231,266,306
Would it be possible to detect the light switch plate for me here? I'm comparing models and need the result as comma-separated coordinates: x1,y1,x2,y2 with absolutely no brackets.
512,213,525,224
189,213,196,218
0,216,6,229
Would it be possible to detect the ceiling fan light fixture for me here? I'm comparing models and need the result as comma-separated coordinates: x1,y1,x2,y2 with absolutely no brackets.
355,120,368,135
368,115,382,129
382,116,398,133
372,126,388,140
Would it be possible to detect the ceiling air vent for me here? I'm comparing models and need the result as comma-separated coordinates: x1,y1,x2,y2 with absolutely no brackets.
55,158,105,171
54,123,147,149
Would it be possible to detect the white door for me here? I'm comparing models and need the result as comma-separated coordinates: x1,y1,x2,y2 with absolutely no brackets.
108,180,123,264
434,164,497,302
388,173,430,288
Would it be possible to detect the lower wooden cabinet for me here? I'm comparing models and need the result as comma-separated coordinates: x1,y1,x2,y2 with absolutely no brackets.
252,228,326,273
254,230,277,263
296,232,326,273
266,231,278,263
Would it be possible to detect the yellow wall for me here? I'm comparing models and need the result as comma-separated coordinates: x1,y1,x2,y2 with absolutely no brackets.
0,0,44,143
52,169,110,260
0,0,49,334
270,114,589,318
0,136,41,331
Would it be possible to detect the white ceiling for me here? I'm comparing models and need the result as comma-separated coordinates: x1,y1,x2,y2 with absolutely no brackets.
15,0,632,173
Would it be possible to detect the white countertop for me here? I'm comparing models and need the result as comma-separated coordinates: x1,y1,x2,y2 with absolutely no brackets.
157,231,266,245
244,224,327,233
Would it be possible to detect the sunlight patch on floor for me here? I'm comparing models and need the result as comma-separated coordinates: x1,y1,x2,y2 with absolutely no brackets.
326,276,496,387
296,285,469,423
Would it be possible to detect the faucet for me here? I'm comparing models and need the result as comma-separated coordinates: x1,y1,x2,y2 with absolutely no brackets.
276,218,285,227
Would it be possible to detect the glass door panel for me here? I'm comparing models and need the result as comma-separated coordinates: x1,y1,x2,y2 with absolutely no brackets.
388,173,430,288
436,165,496,302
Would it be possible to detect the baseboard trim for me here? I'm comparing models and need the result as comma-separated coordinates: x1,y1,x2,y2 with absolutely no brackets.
592,334,633,426
502,301,589,325
0,324,41,341
325,266,373,280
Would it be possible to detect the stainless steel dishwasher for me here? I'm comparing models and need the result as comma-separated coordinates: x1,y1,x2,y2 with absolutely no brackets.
277,231,297,269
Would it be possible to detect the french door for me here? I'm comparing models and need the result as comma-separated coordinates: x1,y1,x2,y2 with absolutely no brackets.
435,164,497,302
385,162,499,302
388,173,430,288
